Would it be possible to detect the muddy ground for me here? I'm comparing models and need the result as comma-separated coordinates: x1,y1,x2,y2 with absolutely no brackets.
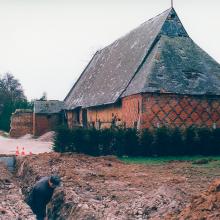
13,153,220,220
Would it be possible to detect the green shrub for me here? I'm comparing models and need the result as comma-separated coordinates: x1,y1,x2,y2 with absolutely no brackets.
197,128,213,156
70,127,85,153
153,127,171,156
123,128,139,156
53,126,73,153
139,129,154,156
111,128,126,156
53,126,220,157
99,129,114,155
85,128,100,156
169,128,184,156
212,128,220,155
183,127,198,155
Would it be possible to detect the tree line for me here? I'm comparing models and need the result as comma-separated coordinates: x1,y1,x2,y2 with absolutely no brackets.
0,73,33,132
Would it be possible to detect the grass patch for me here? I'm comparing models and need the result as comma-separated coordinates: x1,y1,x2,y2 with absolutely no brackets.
120,156,220,165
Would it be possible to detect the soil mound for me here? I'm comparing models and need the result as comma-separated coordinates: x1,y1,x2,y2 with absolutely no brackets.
19,134,33,140
38,131,55,142
169,179,220,220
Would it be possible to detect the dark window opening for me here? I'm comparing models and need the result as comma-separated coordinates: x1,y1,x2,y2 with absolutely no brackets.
134,121,138,128
76,108,80,124
82,109,88,128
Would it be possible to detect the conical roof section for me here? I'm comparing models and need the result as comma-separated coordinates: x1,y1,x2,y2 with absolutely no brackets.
160,8,188,37
123,9,220,96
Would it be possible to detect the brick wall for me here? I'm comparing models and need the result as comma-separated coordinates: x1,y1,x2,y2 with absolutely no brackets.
141,94,220,129
33,114,60,136
66,93,220,130
10,110,33,138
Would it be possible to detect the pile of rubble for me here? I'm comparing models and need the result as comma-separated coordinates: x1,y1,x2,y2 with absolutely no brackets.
37,131,55,142
0,162,35,220
15,152,220,220
168,179,220,220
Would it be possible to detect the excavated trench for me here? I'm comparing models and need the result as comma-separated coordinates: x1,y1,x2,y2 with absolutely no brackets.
2,153,220,220
0,155,66,220
0,155,35,220
0,156,15,172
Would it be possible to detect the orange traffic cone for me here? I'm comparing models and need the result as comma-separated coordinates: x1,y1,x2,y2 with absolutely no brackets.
15,146,20,156
21,147,26,156
29,151,33,155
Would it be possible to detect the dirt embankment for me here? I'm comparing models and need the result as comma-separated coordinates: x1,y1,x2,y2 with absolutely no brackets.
15,153,220,220
0,162,35,220
167,179,220,220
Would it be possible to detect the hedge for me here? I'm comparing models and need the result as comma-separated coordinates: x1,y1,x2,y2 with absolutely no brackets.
53,126,220,157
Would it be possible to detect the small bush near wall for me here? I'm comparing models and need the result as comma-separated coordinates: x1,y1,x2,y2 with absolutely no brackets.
139,129,154,156
53,126,220,157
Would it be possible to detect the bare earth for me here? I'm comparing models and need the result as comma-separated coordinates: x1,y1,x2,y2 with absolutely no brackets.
15,153,220,220
0,136,52,155
1,132,220,219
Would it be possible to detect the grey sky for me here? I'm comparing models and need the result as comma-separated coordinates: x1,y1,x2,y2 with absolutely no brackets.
0,0,220,100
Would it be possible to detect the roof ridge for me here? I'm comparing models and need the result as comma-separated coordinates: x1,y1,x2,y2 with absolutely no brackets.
117,10,173,100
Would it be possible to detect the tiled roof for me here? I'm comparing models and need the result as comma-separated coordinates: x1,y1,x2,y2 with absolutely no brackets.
34,100,64,114
64,8,220,110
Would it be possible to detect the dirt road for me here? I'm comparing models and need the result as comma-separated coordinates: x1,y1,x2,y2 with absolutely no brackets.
0,136,52,155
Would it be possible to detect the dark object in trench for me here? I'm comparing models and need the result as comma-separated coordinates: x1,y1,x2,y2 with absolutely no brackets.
27,175,61,219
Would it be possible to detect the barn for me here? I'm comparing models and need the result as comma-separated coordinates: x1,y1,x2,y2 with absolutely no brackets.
64,8,220,130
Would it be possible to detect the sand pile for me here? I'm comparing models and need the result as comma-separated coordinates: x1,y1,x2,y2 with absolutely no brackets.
19,134,33,140
38,131,55,142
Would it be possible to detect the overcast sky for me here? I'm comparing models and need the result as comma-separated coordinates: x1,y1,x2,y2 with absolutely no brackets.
0,0,220,101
